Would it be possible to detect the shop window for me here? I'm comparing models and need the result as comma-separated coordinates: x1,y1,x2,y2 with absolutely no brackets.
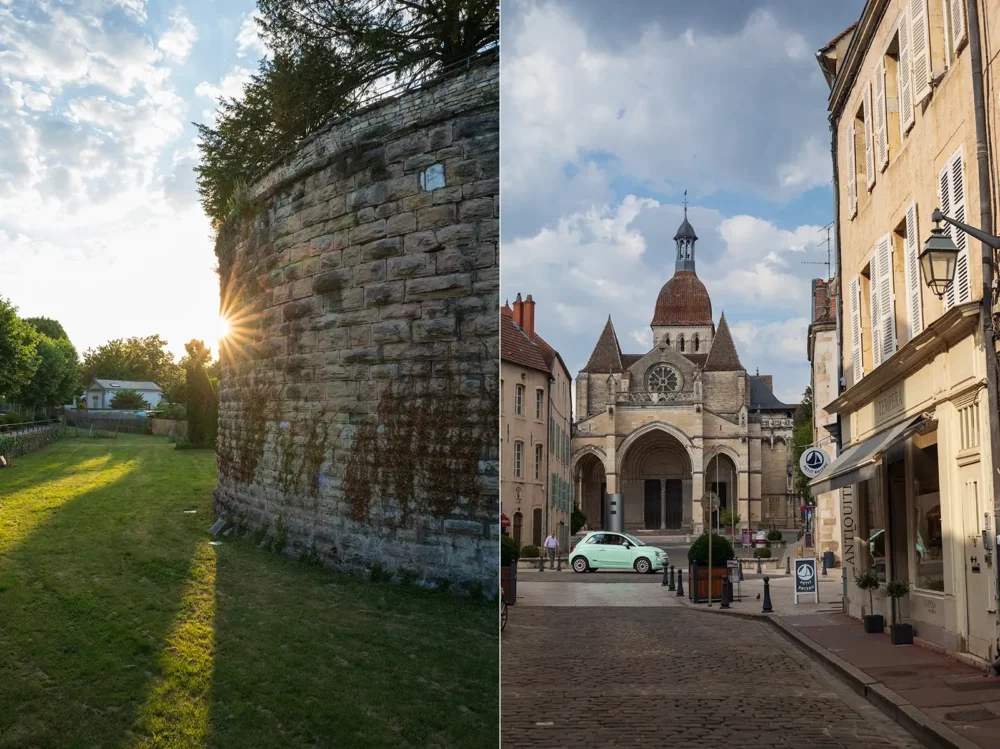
857,477,887,583
911,439,943,591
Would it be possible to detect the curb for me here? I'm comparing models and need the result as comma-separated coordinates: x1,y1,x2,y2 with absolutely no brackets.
682,603,981,749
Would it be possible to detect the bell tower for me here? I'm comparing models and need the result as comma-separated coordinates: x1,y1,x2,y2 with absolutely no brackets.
675,190,698,273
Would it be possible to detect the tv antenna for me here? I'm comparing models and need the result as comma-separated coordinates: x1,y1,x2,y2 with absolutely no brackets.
801,222,834,280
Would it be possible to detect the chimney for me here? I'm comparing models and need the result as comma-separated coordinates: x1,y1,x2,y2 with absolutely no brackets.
512,293,524,329
760,375,773,391
523,294,536,339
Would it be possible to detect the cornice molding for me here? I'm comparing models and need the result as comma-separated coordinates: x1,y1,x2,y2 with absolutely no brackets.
828,0,888,119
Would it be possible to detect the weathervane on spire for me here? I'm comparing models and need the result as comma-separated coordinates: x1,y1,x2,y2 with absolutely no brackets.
683,189,688,217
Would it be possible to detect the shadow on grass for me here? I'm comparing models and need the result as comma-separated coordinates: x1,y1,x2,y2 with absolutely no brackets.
0,436,216,749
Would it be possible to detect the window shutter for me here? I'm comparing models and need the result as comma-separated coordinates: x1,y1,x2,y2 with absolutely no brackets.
952,0,968,50
846,121,858,218
951,148,970,304
878,233,896,359
904,202,924,339
850,276,865,383
941,159,957,309
863,81,876,190
870,255,883,368
874,59,888,170
909,0,932,104
898,10,914,135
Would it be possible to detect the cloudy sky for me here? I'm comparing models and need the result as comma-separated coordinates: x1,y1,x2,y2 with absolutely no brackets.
501,0,863,404
0,0,267,359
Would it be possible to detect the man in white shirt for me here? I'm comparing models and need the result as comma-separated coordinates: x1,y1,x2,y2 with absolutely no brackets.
543,532,559,569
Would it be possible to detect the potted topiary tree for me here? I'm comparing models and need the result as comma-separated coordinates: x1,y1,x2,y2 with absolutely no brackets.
884,580,913,644
501,535,519,604
688,533,736,602
854,570,883,633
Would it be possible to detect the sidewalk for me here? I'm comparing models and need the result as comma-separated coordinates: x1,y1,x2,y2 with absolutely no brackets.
682,583,999,749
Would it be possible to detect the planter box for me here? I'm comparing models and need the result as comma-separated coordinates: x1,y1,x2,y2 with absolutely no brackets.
689,565,729,603
863,614,884,634
890,623,913,645
500,562,517,604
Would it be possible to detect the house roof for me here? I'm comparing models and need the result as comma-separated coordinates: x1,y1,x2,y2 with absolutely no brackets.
89,379,163,392
702,315,744,372
651,271,714,326
581,316,625,373
749,376,796,411
500,306,553,374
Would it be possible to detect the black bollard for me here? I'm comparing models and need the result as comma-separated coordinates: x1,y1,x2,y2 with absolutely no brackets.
756,557,762,575
738,564,744,582
669,565,676,591
662,562,669,586
538,556,544,572
557,554,562,572
676,569,684,597
721,576,730,609
785,556,791,575
822,555,828,576
762,575,773,613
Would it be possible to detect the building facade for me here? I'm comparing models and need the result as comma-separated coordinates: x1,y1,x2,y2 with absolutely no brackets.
500,295,574,552
571,212,798,537
813,0,999,662
808,279,843,564
84,379,163,409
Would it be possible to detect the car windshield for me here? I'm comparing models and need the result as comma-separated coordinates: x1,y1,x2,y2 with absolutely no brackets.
622,534,645,546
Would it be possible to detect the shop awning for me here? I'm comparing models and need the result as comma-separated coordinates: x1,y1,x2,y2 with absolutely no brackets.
809,413,934,496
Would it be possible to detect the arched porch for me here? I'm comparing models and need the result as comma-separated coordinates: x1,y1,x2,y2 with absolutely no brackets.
704,451,739,529
574,450,607,532
618,428,692,532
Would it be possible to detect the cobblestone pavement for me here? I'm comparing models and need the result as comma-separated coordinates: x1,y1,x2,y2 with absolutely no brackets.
501,607,927,748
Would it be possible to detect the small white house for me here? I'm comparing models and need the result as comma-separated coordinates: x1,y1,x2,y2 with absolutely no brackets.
85,379,163,410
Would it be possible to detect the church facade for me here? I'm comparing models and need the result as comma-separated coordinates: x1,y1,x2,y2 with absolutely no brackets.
571,212,799,535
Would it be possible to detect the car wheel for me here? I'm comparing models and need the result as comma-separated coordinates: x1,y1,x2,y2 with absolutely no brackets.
634,557,651,574
572,556,589,573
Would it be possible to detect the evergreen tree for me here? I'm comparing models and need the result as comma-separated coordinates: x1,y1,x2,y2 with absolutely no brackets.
182,340,218,447
791,386,814,500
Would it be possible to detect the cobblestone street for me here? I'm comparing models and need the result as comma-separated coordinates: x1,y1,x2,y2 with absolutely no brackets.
501,606,927,748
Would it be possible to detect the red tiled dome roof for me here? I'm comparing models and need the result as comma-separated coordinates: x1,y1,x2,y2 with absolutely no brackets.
651,271,713,326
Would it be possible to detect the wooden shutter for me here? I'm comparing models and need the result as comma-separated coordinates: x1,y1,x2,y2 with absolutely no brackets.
863,81,876,190
899,10,914,135
910,0,932,104
846,121,858,218
850,276,865,383
951,148,970,304
904,202,924,339
870,254,883,368
941,158,956,309
877,233,896,360
952,0,968,50
874,59,888,170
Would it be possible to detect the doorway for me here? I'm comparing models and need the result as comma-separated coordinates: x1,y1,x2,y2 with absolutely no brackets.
513,511,523,548
665,480,682,529
532,507,542,547
644,480,661,529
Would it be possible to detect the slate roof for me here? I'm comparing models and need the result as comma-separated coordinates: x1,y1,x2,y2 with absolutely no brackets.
651,271,714,326
621,354,644,369
673,215,698,241
749,376,796,411
702,315,744,372
683,353,709,368
581,316,624,373
89,379,162,392
500,306,549,373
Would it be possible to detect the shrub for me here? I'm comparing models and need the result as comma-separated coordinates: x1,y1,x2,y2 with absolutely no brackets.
753,547,772,559
719,509,741,528
0,413,25,426
854,569,880,613
155,402,187,420
501,535,519,566
571,506,587,535
766,529,783,542
109,389,148,410
520,544,540,559
687,533,735,566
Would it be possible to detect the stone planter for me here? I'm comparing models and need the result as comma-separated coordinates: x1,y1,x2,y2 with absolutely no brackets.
890,623,913,645
863,614,885,634
500,562,517,604
689,564,729,603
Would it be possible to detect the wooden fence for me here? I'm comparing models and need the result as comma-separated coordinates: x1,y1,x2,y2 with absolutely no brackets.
0,420,65,463
64,412,149,435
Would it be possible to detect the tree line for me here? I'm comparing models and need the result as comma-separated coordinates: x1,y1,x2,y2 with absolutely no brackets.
0,297,218,442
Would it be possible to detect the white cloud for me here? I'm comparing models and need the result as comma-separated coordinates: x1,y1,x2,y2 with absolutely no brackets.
235,10,269,60
158,9,198,63
195,66,254,104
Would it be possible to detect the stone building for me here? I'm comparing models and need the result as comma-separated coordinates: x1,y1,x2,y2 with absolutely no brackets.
572,210,798,536
812,0,998,662
211,55,499,594
807,279,842,563
500,294,573,551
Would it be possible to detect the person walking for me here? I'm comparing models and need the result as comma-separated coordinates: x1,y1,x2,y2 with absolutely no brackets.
543,532,559,569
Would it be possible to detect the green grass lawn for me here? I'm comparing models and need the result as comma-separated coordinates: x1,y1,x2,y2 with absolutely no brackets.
0,435,498,748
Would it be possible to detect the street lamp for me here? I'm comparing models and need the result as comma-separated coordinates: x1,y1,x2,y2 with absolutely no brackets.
919,211,960,298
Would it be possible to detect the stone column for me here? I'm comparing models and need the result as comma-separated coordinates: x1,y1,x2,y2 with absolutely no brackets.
660,478,667,530
690,442,704,535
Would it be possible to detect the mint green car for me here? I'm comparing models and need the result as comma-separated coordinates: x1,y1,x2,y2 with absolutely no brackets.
569,531,667,574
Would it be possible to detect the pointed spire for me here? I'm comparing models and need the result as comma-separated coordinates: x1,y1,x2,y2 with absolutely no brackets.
703,314,744,372
581,315,624,373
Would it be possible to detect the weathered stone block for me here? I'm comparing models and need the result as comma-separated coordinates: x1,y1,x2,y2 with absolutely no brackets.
387,254,435,280
350,220,386,245
354,260,386,285
406,273,473,301
386,212,417,237
360,237,402,262
371,320,411,344
313,269,352,293
417,204,457,230
364,281,405,307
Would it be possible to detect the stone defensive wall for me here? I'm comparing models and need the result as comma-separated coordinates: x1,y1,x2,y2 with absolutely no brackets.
212,54,499,594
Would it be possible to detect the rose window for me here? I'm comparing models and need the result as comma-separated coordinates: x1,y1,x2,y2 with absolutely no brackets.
646,365,679,393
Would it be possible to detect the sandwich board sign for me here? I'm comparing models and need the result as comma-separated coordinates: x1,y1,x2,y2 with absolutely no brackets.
799,447,829,479
794,558,819,604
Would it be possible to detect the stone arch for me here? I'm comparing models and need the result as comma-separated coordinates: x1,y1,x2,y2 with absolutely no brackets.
574,446,609,533
617,424,693,532
571,444,609,475
617,422,694,472
704,448,739,527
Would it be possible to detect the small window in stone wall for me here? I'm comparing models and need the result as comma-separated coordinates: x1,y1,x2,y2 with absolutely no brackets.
419,163,445,191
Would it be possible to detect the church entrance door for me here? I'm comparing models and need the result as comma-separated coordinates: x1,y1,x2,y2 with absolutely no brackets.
665,480,683,530
643,480,661,529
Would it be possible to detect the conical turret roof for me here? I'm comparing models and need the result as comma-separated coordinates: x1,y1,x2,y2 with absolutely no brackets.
703,314,744,372
581,316,624,373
